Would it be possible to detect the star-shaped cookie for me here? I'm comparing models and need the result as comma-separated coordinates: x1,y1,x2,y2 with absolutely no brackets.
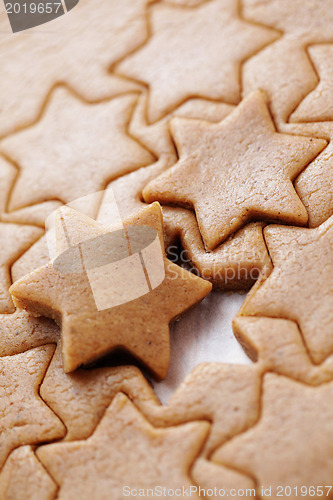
144,363,261,456
37,393,209,500
0,0,149,136
40,344,159,441
233,316,333,385
0,222,42,313
115,0,278,122
242,0,333,124
100,159,272,289
10,203,211,377
0,345,66,470
1,87,155,212
241,215,333,364
143,91,326,250
215,374,333,492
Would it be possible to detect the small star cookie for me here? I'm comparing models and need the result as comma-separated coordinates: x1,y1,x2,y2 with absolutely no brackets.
241,215,333,364
215,373,333,493
37,393,209,500
0,345,66,470
1,88,155,212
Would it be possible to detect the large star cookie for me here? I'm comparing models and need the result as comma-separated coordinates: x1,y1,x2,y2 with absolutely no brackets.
143,91,326,250
10,203,211,377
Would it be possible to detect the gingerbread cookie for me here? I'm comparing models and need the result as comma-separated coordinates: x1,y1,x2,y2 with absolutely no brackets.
10,203,211,376
215,373,333,494
1,88,155,214
115,0,278,122
240,216,333,364
143,91,326,250
37,393,209,500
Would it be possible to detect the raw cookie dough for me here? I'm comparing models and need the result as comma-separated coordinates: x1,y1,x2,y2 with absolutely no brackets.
10,203,211,376
115,0,278,122
215,373,333,496
1,88,155,213
240,216,333,364
37,393,209,500
144,91,326,250
0,345,65,470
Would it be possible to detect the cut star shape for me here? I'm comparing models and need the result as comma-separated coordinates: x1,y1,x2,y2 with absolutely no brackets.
290,44,333,123
242,0,333,124
143,363,261,457
215,374,333,491
0,0,149,136
233,316,333,385
40,344,159,441
0,222,43,313
37,393,209,500
115,0,278,122
1,87,155,212
143,91,326,250
241,215,333,364
10,203,211,377
0,346,66,469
